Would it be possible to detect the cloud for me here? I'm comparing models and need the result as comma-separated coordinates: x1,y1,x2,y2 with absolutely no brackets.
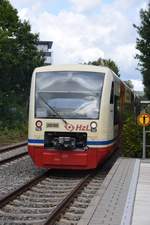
70,0,101,12
53,44,104,64
131,79,144,91
137,1,148,11
113,0,144,10
110,43,138,79
18,9,111,63
10,0,148,82
10,0,38,8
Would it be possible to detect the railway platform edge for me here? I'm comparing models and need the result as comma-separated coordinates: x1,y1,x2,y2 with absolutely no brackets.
78,157,150,225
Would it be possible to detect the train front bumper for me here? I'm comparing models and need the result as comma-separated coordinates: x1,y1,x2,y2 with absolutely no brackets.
28,145,114,170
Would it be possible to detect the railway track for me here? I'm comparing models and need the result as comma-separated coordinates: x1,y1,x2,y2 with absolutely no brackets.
0,169,90,224
0,142,28,166
0,150,118,225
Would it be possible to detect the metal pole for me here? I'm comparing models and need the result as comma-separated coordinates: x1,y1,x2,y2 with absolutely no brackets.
143,126,146,159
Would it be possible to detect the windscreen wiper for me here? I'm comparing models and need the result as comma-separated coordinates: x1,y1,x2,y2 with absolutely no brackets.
39,94,68,125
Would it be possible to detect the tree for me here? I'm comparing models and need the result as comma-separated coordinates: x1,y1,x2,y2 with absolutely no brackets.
0,0,44,102
87,58,120,77
121,116,142,158
134,3,150,98
0,0,44,127
124,80,134,89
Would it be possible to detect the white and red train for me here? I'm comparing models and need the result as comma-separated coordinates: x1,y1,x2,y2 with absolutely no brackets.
28,64,135,169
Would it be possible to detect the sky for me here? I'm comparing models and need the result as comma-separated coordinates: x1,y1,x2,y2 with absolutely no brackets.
9,0,149,91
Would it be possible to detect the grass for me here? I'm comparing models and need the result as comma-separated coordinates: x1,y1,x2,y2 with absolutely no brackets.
0,124,28,146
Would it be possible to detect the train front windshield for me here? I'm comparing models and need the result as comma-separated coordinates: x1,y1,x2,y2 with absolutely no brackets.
35,71,104,119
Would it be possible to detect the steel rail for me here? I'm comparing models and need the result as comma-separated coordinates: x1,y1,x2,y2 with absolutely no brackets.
0,151,28,166
44,172,94,225
44,149,120,225
0,149,119,225
0,170,50,208
0,141,27,154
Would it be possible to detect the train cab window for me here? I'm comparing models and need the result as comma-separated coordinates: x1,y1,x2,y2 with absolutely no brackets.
35,71,105,120
110,81,114,104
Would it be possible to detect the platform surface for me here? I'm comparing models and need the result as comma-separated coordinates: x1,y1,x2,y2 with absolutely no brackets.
78,157,150,225
132,162,150,225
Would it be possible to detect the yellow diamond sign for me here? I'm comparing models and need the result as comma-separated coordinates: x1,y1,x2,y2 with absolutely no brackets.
137,113,150,127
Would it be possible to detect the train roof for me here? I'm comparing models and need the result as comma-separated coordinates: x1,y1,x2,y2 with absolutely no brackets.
34,64,111,74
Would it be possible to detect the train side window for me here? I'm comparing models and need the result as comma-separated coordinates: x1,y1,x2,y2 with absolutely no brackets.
114,95,120,125
110,81,114,104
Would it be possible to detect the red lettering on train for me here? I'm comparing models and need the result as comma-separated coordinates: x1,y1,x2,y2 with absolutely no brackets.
65,123,90,131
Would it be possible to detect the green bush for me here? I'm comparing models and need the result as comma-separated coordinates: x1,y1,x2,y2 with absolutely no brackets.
0,103,28,144
0,123,27,144
121,116,143,158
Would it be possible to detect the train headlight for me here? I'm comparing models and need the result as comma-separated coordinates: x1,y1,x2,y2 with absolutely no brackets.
90,122,97,129
90,121,97,132
35,120,43,128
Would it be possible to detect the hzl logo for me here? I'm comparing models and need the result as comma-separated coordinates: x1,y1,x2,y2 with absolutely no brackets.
64,123,90,132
